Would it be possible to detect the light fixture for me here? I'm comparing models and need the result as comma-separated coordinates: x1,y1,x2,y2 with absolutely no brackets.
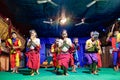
5,18,9,21
59,17,67,25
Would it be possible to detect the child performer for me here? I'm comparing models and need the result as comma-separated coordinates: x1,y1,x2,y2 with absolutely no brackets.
57,29,72,75
50,38,60,72
26,29,41,76
6,32,22,73
72,38,80,72
106,31,120,71
85,31,101,74
97,40,102,68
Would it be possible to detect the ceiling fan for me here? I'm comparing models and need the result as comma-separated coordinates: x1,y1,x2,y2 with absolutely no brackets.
86,0,105,7
43,18,55,25
37,0,58,6
75,18,86,26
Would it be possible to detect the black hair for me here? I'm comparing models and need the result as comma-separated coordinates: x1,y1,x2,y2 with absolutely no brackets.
11,32,16,35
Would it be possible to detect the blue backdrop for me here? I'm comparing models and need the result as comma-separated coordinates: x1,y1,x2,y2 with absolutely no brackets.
40,37,89,67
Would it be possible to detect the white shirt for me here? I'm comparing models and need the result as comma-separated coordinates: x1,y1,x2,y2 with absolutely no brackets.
59,38,72,52
27,38,40,49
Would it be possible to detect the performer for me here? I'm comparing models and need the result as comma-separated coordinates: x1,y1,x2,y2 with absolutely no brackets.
85,31,100,74
72,38,80,72
69,43,75,71
26,29,41,76
0,38,1,54
57,29,72,75
106,30,120,71
116,30,120,68
50,38,60,72
97,40,102,68
90,33,102,68
6,32,21,73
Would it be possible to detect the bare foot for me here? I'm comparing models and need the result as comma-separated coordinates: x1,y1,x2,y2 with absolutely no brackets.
31,73,34,76
53,70,57,72
65,73,69,76
15,71,18,73
114,67,117,71
116,66,119,71
62,73,69,76
92,71,98,75
36,71,40,75
11,70,15,73
30,70,34,74
72,70,76,72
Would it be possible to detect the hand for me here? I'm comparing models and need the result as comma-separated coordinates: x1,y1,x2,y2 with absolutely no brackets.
27,40,32,47
12,46,17,49
87,45,92,49
63,40,67,43
30,36,34,41
55,48,58,52
108,32,113,37
98,50,102,54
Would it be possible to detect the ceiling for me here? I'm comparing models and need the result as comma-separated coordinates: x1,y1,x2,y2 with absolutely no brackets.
0,0,120,38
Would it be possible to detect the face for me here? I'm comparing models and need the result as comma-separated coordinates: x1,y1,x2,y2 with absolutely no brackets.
30,30,37,37
90,32,94,40
12,33,17,39
90,32,94,37
62,30,68,38
91,34,95,41
114,31,119,36
55,38,59,44
74,38,78,44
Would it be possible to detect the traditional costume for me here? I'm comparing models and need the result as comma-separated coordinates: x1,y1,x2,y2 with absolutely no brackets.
57,38,72,75
69,44,75,67
73,43,80,66
50,43,60,70
6,38,21,68
25,38,41,70
106,31,120,71
85,31,100,74
97,40,102,68
112,32,120,67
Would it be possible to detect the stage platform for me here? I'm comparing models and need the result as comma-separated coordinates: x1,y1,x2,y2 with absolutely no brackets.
0,68,120,80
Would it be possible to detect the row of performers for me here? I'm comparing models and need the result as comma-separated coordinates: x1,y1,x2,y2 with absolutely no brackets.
3,29,120,76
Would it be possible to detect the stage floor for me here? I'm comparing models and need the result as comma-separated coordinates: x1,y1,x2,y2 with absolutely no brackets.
0,68,120,80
